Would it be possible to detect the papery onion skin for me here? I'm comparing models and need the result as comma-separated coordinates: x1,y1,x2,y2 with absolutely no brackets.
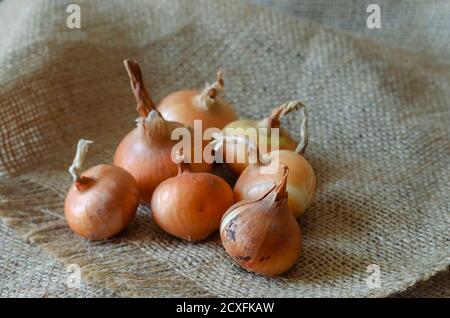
64,164,139,241
221,204,302,276
151,165,234,242
113,120,210,204
222,120,297,175
234,150,316,218
220,101,303,176
158,89,238,131
115,60,211,204
220,167,302,276
113,127,177,204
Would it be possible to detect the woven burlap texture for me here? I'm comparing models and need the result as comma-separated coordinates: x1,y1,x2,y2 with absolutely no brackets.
0,0,449,297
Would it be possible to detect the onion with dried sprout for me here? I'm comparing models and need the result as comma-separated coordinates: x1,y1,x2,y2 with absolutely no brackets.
157,70,238,131
220,100,304,175
220,166,302,276
213,106,315,218
64,139,140,241
151,154,234,242
114,60,211,203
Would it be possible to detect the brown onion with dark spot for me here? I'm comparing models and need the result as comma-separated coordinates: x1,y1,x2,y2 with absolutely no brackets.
220,166,302,276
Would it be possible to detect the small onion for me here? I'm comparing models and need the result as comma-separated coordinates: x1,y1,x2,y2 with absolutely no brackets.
64,139,139,240
151,157,234,242
214,106,315,218
220,166,302,276
157,70,238,131
114,60,211,203
234,150,316,219
222,101,303,175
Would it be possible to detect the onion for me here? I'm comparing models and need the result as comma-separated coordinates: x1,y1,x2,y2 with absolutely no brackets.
222,101,303,175
64,139,140,240
114,60,211,203
220,166,302,276
151,157,234,242
214,106,315,218
157,70,238,131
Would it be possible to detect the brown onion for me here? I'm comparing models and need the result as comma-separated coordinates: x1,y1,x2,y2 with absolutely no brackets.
64,139,139,240
157,70,238,131
114,60,211,203
151,157,234,242
220,166,302,276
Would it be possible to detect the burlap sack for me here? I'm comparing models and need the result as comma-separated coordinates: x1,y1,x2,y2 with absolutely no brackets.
247,0,450,64
0,0,448,297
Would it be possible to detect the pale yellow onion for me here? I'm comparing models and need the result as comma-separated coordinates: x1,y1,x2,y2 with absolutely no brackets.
215,106,315,218
234,149,316,218
222,101,303,175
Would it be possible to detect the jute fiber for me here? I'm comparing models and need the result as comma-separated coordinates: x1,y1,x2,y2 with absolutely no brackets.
0,0,448,297
247,0,450,64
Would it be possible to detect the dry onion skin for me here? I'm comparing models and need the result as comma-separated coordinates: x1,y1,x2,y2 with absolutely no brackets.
151,158,234,242
157,70,238,131
114,60,211,203
220,166,302,276
222,101,303,175
215,106,315,218
64,139,140,241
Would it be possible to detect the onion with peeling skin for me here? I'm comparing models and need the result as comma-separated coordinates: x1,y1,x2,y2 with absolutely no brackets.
220,166,302,276
157,70,238,131
234,150,316,219
151,156,234,242
222,101,304,175
214,106,315,218
114,60,211,203
64,139,139,241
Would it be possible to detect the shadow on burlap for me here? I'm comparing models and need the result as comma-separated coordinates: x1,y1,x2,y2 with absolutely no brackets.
0,0,448,297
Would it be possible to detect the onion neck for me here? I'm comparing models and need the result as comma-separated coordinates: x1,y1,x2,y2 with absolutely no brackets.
178,160,191,175
74,176,92,190
123,59,160,119
253,166,289,213
138,110,172,145
258,166,289,214
274,166,289,201
248,142,271,167
125,61,171,145
211,132,271,166
260,101,304,129
257,117,277,130
195,70,224,110
68,139,93,189
176,149,191,174
294,107,308,155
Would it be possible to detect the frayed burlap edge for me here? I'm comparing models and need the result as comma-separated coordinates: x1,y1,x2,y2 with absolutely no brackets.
0,0,449,298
